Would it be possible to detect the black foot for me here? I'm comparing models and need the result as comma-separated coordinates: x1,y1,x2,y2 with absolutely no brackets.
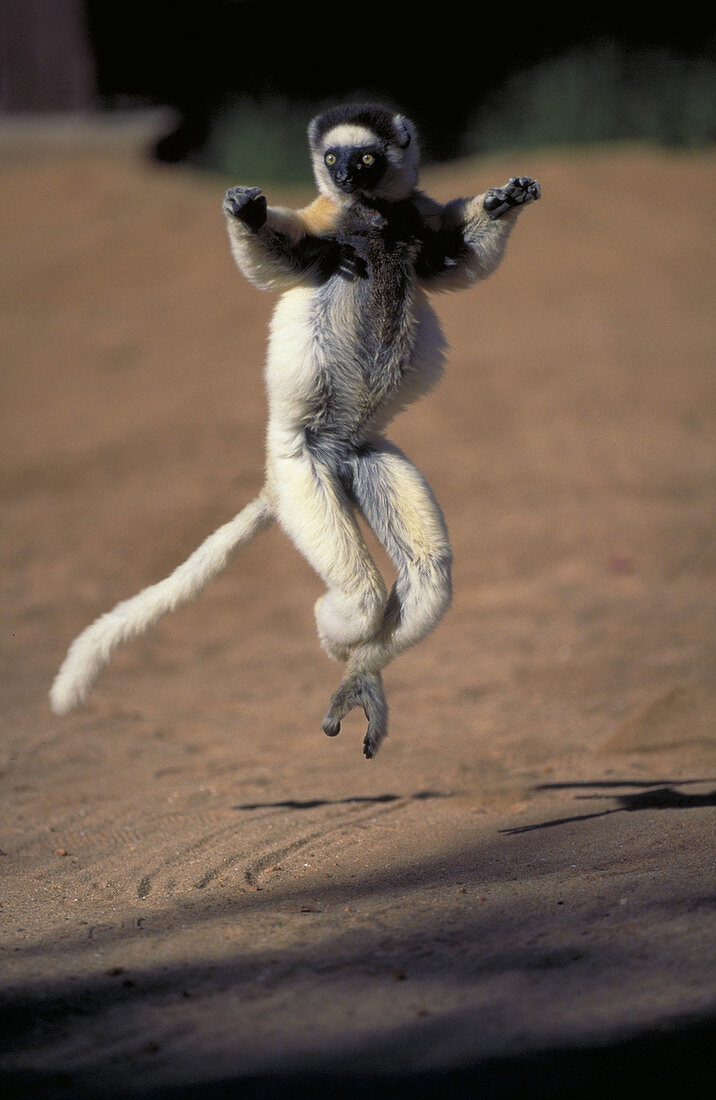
322,672,388,759
484,176,541,220
223,186,267,231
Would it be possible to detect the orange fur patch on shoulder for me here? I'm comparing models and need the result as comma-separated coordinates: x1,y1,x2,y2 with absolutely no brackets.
297,194,339,236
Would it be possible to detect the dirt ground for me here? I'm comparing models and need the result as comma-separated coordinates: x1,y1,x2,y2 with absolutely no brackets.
1,115,715,1097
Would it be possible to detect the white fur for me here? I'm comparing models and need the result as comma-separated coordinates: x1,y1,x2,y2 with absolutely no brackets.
50,495,272,714
321,123,376,149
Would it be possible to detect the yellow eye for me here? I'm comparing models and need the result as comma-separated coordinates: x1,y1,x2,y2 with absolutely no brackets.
362,153,375,165
324,152,336,166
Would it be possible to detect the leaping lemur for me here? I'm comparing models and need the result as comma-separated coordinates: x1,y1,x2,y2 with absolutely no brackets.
50,102,540,758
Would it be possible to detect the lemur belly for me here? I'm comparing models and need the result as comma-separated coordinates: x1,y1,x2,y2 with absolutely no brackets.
265,267,443,464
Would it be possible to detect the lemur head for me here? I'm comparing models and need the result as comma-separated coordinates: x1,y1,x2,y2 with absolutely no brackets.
308,103,419,204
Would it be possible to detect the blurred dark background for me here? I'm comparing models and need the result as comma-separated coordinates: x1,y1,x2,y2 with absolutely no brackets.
1,0,714,179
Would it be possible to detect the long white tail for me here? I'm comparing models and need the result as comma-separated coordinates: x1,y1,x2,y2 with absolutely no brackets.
50,493,274,715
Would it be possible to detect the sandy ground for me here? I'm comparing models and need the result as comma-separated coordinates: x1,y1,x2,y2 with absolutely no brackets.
1,116,715,1097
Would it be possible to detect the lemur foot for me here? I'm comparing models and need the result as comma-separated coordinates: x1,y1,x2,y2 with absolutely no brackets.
322,672,388,759
223,186,267,231
484,176,541,220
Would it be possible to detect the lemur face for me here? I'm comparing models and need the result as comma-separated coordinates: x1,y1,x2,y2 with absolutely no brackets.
309,105,419,204
319,123,387,195
322,137,386,195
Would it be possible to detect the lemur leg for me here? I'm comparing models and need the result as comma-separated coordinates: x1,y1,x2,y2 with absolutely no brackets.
271,449,387,663
322,441,452,758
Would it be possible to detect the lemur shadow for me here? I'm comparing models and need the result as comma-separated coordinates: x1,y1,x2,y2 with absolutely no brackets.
500,778,716,835
232,789,450,812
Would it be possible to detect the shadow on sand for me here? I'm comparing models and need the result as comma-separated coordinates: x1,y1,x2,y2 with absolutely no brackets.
1,1012,714,1098
2,775,714,1098
500,779,716,835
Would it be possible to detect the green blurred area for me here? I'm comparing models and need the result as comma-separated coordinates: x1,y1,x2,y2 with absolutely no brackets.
464,44,715,156
194,44,715,185
3,4,712,184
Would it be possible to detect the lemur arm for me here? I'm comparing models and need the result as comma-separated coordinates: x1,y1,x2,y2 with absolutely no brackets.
417,177,540,292
224,188,340,292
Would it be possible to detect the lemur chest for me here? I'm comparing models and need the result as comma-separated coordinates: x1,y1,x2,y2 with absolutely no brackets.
333,203,420,292
266,205,428,435
320,204,423,357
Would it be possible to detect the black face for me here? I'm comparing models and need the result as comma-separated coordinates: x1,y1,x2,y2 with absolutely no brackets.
323,145,387,194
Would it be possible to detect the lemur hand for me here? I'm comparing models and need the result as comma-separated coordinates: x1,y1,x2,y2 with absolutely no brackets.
484,176,541,220
224,186,267,231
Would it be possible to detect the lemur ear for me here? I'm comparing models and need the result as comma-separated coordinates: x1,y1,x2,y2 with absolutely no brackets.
307,116,321,150
392,114,414,149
